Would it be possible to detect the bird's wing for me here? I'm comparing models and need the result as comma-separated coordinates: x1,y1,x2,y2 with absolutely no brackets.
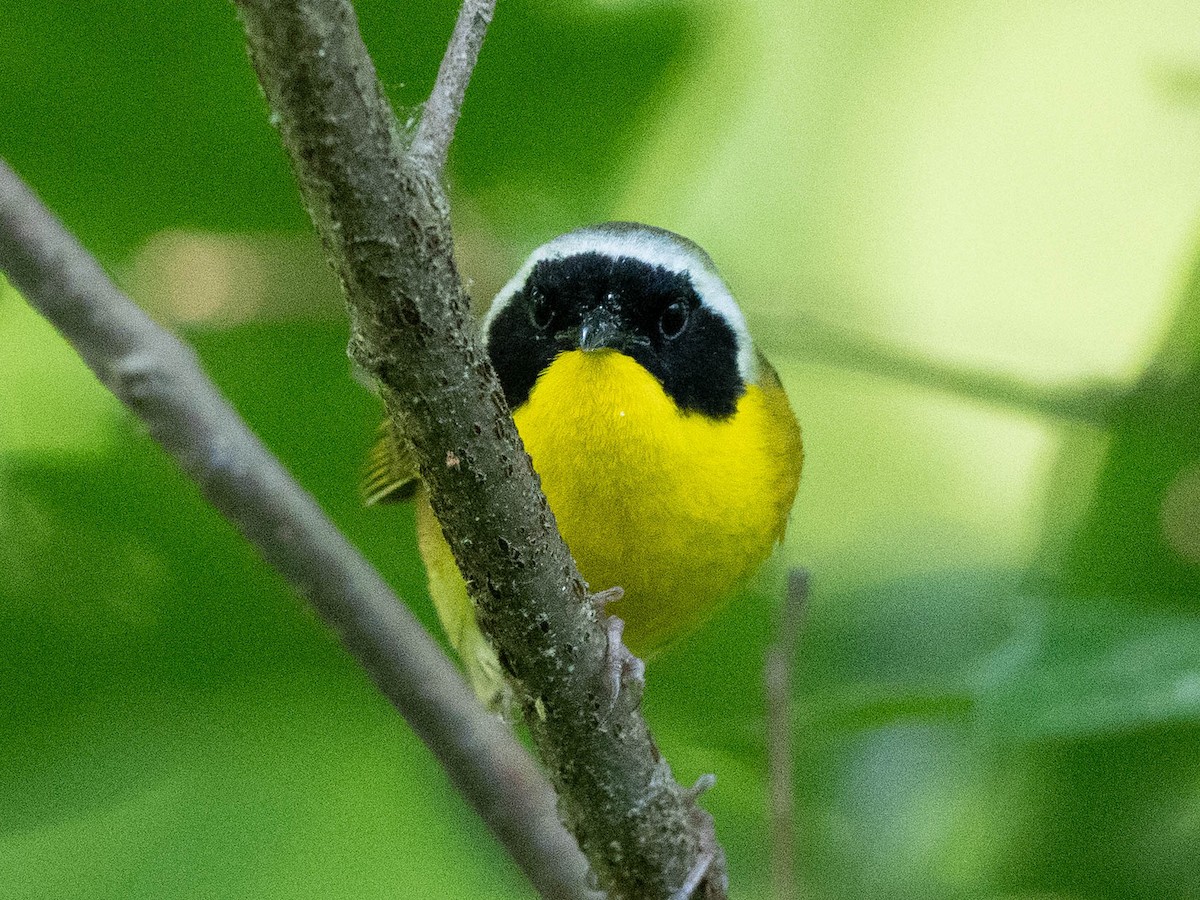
756,348,804,540
361,420,421,505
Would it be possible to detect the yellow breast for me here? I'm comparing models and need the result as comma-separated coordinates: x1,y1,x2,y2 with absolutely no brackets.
513,348,802,654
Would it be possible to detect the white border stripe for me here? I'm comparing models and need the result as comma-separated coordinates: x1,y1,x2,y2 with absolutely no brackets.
481,226,758,383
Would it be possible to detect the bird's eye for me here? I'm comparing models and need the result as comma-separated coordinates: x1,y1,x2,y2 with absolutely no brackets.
529,288,553,330
659,300,690,339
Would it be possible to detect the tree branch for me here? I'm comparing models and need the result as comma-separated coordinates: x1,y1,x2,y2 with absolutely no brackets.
0,156,596,900
233,0,727,897
759,313,1124,428
410,0,494,174
765,569,810,900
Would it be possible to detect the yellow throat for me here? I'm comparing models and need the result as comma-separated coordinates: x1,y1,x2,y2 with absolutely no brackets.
512,348,801,653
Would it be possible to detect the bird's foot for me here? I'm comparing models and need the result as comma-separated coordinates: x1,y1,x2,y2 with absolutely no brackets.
589,587,645,716
589,585,624,612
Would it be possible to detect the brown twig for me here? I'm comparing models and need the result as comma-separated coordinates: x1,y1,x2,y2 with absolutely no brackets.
233,0,727,897
765,568,810,900
0,157,598,900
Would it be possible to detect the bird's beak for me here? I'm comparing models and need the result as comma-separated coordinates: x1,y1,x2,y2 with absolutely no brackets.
575,307,623,352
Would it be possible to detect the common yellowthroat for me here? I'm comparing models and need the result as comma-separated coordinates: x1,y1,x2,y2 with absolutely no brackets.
365,223,803,707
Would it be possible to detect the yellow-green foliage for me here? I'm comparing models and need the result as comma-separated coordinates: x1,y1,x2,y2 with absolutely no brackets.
2,1,1198,897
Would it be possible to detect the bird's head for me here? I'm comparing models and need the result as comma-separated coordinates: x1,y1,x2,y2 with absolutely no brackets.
483,222,757,419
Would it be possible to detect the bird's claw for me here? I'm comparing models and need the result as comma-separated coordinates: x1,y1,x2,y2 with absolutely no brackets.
589,585,625,612
589,588,644,717
601,614,645,716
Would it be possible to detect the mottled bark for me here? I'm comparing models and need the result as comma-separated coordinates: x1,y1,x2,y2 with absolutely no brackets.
0,156,595,899
233,0,727,896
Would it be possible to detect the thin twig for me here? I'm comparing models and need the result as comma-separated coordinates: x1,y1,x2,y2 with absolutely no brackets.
0,156,598,900
409,0,495,174
765,569,810,900
758,313,1125,427
234,1,727,897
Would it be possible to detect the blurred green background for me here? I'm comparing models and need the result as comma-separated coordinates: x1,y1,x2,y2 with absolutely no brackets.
3,0,1200,897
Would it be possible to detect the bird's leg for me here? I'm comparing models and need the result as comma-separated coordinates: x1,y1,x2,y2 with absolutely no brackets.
589,587,645,715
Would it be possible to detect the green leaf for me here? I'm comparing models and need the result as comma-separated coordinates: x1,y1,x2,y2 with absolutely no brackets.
794,572,1200,743
970,595,1200,741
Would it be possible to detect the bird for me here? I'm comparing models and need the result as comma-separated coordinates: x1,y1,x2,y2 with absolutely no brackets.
364,222,803,709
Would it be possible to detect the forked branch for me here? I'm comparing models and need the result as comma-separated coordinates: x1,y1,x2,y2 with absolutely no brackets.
234,0,728,897
0,156,594,900
411,0,494,174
